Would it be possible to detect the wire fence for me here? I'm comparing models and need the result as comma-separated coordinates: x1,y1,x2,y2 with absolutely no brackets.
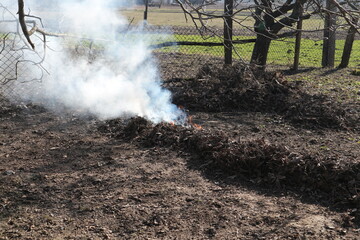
0,31,45,102
0,34,28,101
1,17,359,101
143,22,359,79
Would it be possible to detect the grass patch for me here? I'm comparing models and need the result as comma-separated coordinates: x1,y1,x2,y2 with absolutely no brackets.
150,34,360,68
283,67,360,103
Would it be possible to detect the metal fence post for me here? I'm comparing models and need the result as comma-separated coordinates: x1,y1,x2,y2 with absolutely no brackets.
224,0,233,65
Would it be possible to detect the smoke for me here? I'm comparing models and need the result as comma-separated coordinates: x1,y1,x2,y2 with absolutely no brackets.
1,0,185,123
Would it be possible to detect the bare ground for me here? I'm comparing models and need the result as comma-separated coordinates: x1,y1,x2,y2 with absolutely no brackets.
0,62,359,239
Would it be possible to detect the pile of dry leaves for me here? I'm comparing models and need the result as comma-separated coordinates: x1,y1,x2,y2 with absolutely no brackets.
164,64,357,129
99,117,360,224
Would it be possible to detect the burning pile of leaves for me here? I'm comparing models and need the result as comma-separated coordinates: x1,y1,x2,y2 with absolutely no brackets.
99,117,360,224
164,64,357,129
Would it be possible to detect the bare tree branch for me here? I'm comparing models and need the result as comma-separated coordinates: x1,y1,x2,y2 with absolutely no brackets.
330,0,360,33
17,0,35,49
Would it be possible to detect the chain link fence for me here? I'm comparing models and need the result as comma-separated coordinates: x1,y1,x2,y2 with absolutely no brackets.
142,22,359,79
1,16,359,101
0,33,45,102
0,34,27,101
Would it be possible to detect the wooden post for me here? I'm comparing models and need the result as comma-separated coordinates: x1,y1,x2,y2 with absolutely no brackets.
293,8,303,71
144,0,149,22
322,0,336,68
224,0,233,65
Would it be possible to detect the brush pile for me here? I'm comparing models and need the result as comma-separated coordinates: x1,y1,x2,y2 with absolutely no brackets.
100,117,360,224
164,64,358,130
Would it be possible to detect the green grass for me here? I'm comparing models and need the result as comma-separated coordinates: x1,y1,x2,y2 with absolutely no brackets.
150,34,360,68
267,38,360,67
119,7,347,67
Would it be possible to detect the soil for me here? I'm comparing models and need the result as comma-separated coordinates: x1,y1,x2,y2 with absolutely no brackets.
1,64,360,239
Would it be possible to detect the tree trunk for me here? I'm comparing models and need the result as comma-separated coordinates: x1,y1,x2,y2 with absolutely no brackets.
339,18,358,68
224,0,233,65
322,0,336,68
251,34,272,70
293,4,303,71
250,0,307,70
144,0,149,21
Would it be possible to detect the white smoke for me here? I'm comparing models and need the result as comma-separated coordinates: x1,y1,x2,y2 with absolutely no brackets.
1,0,184,123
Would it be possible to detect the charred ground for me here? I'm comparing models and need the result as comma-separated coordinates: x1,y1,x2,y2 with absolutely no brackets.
0,63,359,239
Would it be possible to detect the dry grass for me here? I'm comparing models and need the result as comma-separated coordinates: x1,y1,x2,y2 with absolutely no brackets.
119,6,324,30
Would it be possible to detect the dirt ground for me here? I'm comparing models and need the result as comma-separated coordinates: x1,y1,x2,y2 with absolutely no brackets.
1,63,359,239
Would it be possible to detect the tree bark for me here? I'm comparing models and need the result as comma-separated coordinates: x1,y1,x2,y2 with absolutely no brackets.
339,18,358,68
251,34,272,69
322,0,337,68
293,4,303,71
250,0,308,70
18,0,35,49
224,0,233,65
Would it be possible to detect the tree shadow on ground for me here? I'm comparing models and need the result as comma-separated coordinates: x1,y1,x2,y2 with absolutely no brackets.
282,67,317,76
107,117,360,228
